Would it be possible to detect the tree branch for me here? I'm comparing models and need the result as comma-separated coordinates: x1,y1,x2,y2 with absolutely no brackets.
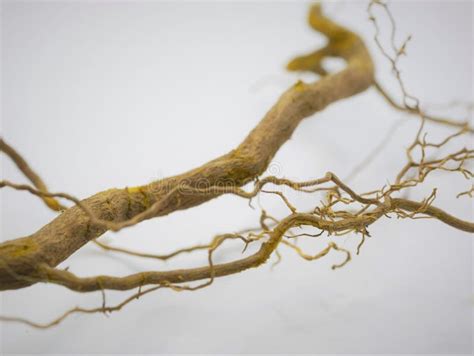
0,3,472,332
0,4,374,291
0,138,66,211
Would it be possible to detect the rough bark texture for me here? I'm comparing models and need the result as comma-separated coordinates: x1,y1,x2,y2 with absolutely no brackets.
0,5,375,291
5,1,472,300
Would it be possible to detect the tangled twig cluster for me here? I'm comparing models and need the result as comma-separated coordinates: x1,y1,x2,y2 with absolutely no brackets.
0,2,472,328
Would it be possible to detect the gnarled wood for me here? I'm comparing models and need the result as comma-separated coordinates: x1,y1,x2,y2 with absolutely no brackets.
0,4,375,291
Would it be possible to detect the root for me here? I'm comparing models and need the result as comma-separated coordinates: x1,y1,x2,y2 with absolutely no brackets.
0,2,472,329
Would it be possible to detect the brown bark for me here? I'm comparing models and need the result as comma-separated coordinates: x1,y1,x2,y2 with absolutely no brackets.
0,3,471,302
0,5,374,291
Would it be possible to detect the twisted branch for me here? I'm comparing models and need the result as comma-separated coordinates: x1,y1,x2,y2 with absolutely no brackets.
0,2,472,329
0,4,374,291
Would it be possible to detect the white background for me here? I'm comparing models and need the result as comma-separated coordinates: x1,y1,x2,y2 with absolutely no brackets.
1,0,472,354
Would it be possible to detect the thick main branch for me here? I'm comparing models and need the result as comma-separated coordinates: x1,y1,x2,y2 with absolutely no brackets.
0,4,375,291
